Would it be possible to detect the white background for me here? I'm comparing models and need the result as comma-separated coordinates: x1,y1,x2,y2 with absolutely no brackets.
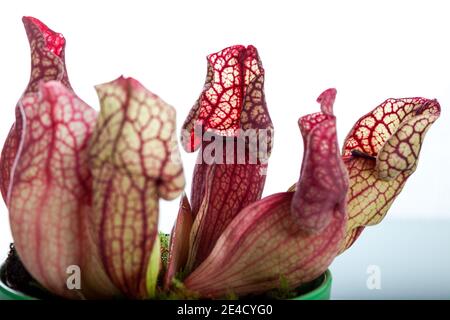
0,0,449,284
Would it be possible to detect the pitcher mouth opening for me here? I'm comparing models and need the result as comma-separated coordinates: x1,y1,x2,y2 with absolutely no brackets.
291,269,332,300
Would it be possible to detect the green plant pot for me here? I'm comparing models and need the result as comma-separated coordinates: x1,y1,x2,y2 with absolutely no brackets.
291,270,332,300
0,279,35,300
0,269,332,300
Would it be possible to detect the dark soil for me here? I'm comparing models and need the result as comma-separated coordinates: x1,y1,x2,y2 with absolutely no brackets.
0,243,57,299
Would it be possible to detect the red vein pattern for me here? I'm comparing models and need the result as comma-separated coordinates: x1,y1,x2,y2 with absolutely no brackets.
340,98,441,252
186,141,269,271
181,45,273,153
184,89,348,298
88,77,185,298
180,45,273,271
8,82,117,298
0,17,71,203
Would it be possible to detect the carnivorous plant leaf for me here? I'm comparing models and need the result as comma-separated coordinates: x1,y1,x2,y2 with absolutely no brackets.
7,82,117,298
181,45,273,271
164,194,193,289
88,76,185,298
291,89,348,232
146,236,161,299
340,97,441,251
184,89,348,298
1,17,71,203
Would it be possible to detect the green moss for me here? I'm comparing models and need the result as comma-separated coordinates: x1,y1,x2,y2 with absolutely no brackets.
159,232,170,269
264,273,325,300
265,275,297,300
154,278,200,300
224,291,239,300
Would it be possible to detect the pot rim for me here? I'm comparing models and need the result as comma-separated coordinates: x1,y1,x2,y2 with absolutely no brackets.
0,278,36,300
291,269,332,300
